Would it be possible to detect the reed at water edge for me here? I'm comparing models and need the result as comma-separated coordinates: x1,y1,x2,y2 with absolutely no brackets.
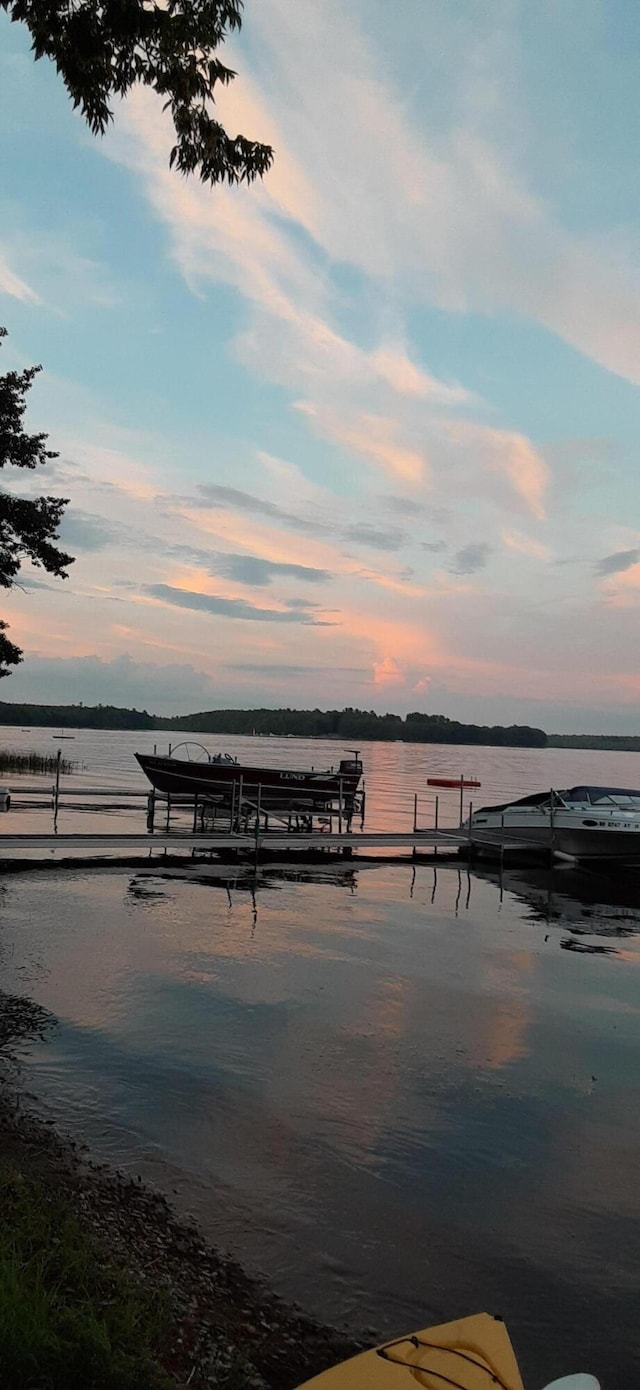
0,751,75,776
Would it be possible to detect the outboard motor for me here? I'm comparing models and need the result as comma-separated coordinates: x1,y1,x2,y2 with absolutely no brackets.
0,786,11,812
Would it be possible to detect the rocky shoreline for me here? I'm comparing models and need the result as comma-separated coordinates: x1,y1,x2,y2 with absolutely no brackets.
0,990,361,1389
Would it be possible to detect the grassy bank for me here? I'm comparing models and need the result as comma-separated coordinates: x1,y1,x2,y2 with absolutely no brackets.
0,1163,171,1389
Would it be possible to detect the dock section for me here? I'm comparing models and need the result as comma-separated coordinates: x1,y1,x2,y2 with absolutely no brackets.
0,827,468,865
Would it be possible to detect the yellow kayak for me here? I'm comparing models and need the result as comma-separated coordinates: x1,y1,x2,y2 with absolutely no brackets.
297,1312,600,1390
297,1312,525,1390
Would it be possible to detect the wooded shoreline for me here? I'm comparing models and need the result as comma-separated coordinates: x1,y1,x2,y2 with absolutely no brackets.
0,701,546,746
0,701,636,750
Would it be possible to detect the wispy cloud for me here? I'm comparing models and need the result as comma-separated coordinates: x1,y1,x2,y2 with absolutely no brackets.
145,583,332,624
59,510,121,552
440,422,549,520
104,66,555,528
0,247,40,304
450,542,491,575
596,548,640,577
197,483,329,536
502,531,551,563
210,553,329,586
343,523,406,553
237,0,640,387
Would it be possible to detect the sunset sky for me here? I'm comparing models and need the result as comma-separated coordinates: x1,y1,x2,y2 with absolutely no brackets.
1,0,640,730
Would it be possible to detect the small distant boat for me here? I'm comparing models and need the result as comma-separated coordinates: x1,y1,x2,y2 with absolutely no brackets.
295,1310,599,1388
428,776,481,789
52,731,75,740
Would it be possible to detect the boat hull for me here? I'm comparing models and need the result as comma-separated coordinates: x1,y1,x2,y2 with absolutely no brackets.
135,753,361,812
468,817,640,862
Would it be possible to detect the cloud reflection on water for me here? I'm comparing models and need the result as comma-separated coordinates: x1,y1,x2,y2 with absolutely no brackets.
0,860,639,1382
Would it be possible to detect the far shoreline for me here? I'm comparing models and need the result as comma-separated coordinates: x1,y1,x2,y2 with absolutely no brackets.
0,701,638,750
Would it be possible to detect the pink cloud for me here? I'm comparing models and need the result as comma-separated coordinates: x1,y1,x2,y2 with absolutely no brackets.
373,655,404,686
442,421,549,519
296,403,427,484
501,530,551,562
0,248,40,304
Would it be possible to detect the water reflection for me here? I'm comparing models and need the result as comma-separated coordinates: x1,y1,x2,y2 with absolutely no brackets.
127,856,640,948
472,861,640,955
0,861,639,1387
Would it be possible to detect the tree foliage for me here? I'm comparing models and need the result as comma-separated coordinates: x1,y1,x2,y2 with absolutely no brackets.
160,707,549,747
1,0,274,186
0,328,73,677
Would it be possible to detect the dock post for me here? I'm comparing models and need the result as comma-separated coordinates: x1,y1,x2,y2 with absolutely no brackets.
413,792,418,833
192,794,199,834
147,790,156,833
549,789,555,866
237,775,244,832
255,785,261,863
500,812,505,871
338,777,343,835
434,795,439,858
165,792,171,831
53,748,61,832
230,780,236,833
468,801,473,857
459,775,464,828
360,782,366,828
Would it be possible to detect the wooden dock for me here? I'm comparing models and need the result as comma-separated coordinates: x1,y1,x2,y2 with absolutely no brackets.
0,828,468,860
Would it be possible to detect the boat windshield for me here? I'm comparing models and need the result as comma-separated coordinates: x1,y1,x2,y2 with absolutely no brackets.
564,786,640,805
479,785,640,814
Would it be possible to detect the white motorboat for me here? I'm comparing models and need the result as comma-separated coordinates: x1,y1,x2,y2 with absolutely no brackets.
465,785,640,863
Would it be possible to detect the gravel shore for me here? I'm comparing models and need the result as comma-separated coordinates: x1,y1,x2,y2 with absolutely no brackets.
0,990,361,1389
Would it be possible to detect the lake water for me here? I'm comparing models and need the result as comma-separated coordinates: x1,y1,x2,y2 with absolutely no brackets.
6,723,640,834
1,729,640,1387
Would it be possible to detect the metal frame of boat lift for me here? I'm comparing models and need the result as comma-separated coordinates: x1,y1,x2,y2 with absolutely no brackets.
2,764,577,867
1,771,478,862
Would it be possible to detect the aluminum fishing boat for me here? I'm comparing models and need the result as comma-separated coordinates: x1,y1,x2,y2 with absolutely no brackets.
465,785,640,862
135,743,363,816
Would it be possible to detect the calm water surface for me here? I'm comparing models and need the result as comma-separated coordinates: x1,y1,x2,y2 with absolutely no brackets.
1,730,640,1386
6,723,640,834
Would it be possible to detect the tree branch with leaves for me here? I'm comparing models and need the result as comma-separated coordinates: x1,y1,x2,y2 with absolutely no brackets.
1,0,274,185
0,329,73,677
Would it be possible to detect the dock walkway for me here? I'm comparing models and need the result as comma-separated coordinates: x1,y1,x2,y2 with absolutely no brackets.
0,828,467,856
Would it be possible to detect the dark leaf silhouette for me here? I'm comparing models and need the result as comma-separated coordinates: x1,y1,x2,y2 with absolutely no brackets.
2,0,274,186
0,328,74,676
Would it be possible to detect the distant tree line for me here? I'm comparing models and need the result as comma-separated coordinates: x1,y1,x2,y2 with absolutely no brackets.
0,702,549,745
160,707,548,747
0,702,155,730
548,733,640,752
